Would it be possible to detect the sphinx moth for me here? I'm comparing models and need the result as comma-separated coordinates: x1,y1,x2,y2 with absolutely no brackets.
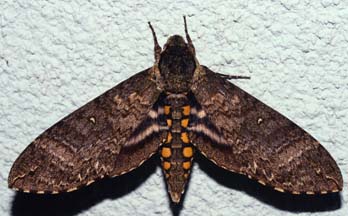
8,17,343,204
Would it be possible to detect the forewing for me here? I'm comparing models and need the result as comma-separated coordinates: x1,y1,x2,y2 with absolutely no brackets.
190,66,343,194
9,68,165,193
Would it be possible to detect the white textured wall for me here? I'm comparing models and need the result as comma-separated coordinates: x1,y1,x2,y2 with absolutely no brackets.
1,0,347,215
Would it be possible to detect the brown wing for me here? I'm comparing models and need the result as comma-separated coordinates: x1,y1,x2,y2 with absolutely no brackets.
8,68,165,194
190,66,343,194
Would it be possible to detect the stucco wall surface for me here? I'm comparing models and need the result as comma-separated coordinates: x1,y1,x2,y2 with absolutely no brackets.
1,0,347,215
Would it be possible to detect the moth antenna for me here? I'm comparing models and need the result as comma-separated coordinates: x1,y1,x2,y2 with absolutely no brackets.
183,15,196,56
148,21,162,62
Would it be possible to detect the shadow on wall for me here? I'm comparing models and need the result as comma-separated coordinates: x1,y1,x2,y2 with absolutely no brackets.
10,156,159,216
10,154,342,216
195,154,342,212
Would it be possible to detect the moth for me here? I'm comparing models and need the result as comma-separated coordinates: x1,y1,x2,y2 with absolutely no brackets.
9,17,343,204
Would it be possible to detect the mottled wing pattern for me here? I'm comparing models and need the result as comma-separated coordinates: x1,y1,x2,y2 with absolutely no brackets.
190,66,343,194
9,68,165,194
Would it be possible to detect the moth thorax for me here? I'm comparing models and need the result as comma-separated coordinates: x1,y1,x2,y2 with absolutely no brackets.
159,47,196,93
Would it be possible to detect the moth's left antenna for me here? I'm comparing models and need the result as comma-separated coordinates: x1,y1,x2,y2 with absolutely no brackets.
148,21,162,61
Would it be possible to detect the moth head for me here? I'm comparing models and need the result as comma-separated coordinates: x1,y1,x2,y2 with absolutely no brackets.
163,35,188,49
148,16,198,93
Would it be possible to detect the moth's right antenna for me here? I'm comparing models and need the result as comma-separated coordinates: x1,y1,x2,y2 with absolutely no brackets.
183,16,196,56
148,21,162,62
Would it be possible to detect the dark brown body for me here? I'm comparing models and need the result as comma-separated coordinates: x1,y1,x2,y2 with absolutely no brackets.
8,17,343,205
160,94,193,202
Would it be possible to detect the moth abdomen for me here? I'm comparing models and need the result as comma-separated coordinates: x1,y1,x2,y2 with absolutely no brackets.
159,94,195,203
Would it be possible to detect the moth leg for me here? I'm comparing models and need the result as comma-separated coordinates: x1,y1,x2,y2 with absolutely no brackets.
148,21,162,62
218,73,250,80
183,15,195,56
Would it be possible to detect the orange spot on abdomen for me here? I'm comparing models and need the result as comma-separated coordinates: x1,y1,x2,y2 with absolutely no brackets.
181,118,189,128
163,161,171,170
182,161,191,170
162,147,172,158
164,106,171,115
182,105,190,116
183,147,193,158
166,132,173,143
181,132,190,143
167,119,172,127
